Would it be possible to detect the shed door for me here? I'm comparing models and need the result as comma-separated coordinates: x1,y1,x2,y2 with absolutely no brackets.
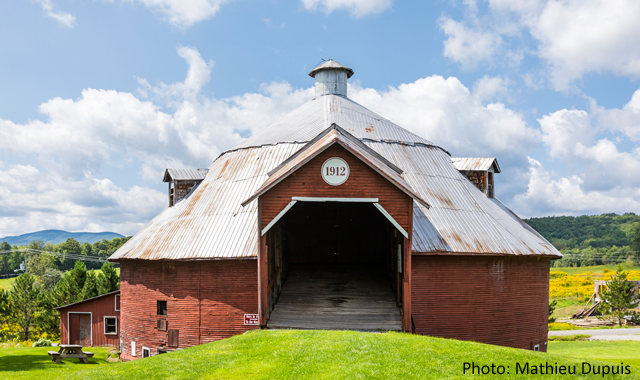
69,314,92,346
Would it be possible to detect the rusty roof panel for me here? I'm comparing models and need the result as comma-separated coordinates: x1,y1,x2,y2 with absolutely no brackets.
452,157,501,173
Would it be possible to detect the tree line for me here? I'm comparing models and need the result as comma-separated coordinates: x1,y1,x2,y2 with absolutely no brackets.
525,213,640,268
0,236,128,341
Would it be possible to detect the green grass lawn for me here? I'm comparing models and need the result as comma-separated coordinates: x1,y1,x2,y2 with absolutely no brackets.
14,330,638,379
0,276,17,290
0,346,112,379
553,264,640,275
4,331,640,379
549,340,640,368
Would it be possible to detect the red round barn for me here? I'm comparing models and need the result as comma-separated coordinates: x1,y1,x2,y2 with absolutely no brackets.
110,60,560,360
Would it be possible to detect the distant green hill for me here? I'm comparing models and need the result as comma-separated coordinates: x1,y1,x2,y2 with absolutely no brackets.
524,213,640,250
0,229,124,246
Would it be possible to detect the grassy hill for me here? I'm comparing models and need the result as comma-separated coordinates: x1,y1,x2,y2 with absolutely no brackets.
0,229,124,246
1,330,633,380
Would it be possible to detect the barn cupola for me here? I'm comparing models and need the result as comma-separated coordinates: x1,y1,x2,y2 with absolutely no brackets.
163,168,209,207
452,158,501,198
309,59,354,97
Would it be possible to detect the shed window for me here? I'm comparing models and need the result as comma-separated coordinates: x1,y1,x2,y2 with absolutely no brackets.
533,344,539,352
142,347,150,358
104,316,117,334
168,329,179,347
157,300,167,316
158,319,167,331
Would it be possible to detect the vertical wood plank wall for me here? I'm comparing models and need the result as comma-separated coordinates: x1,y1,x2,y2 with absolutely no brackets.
259,144,412,233
59,293,120,347
119,259,258,360
411,255,550,349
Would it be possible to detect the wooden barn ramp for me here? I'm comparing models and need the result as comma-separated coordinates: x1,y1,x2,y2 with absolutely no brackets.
267,265,402,331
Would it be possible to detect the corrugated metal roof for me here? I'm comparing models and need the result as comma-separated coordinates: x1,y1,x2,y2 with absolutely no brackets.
163,168,209,182
110,92,560,261
242,126,430,209
452,157,501,173
232,95,444,152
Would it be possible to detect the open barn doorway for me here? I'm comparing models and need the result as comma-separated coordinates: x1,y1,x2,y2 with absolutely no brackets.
264,200,404,331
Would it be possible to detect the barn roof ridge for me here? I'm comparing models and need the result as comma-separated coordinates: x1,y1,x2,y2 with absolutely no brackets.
241,125,431,209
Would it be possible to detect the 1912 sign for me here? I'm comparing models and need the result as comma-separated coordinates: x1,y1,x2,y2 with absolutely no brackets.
244,314,259,325
321,157,350,186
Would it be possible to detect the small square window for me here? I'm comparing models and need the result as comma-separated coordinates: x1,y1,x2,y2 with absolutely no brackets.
157,300,167,316
104,317,117,334
533,344,540,352
142,347,151,358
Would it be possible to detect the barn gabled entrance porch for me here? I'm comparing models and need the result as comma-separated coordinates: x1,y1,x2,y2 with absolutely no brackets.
264,199,404,331
242,125,430,332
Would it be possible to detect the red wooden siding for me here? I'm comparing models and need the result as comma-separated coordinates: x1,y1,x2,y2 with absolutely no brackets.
260,144,412,232
119,259,258,360
411,255,550,350
59,293,120,347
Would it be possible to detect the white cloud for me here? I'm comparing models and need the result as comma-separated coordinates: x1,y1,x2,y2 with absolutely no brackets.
0,164,165,236
301,0,393,17
442,0,640,90
349,75,539,158
0,46,314,236
513,157,640,217
439,17,502,68
126,0,228,28
513,88,640,216
35,0,76,27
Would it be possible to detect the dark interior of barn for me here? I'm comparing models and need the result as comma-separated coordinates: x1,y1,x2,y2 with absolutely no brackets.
265,201,403,330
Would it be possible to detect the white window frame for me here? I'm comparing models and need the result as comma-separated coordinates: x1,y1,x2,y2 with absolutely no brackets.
142,346,151,358
67,312,93,346
115,294,120,311
131,341,136,356
533,344,540,352
104,316,118,335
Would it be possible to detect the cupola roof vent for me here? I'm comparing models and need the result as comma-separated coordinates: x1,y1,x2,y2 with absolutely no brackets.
309,59,353,97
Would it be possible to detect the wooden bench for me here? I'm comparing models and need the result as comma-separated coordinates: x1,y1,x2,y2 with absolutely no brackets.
47,350,60,362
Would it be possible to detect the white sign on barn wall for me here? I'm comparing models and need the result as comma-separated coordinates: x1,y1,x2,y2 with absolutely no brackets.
321,157,350,186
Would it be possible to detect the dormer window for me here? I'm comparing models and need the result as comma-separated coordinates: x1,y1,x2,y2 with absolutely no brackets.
452,158,500,198
163,168,208,207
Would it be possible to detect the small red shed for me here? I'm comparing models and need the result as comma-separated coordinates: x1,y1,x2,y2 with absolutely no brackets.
55,290,121,347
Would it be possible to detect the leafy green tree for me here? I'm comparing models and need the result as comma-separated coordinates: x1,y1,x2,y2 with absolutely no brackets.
549,300,557,323
81,271,99,300
9,273,43,340
598,266,639,326
97,262,119,294
628,222,640,253
0,241,10,278
40,268,63,291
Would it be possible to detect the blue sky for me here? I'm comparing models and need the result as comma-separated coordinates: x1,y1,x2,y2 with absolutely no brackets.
2,0,640,237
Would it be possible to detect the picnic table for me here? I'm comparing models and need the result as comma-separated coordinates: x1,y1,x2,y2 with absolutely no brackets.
48,344,94,364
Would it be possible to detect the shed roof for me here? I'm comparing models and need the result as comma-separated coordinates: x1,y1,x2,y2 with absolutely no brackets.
163,168,209,182
452,157,501,173
54,290,120,310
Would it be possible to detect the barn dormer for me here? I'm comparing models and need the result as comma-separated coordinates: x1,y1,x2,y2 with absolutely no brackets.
452,158,500,198
163,168,209,207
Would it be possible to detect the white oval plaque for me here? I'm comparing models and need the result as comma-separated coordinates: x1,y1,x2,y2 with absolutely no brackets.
321,157,350,186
